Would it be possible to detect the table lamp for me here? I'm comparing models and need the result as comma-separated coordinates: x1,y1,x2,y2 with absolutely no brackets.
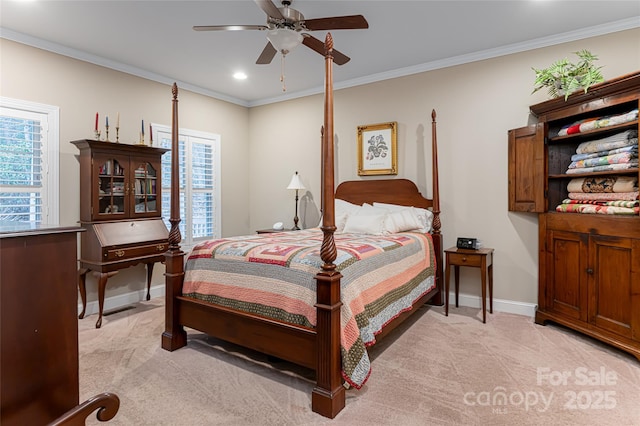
287,171,305,230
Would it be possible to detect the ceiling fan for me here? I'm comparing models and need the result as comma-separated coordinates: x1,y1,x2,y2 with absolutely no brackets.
193,0,369,65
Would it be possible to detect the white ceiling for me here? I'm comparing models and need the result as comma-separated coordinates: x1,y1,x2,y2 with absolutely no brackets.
1,1,639,107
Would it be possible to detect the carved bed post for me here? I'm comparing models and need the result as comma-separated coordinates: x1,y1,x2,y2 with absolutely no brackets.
312,33,345,418
429,109,444,306
162,83,187,351
320,125,325,214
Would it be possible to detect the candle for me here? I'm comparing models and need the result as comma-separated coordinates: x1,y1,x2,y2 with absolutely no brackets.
117,112,120,128
106,116,109,127
142,119,144,135
149,124,153,142
95,113,98,131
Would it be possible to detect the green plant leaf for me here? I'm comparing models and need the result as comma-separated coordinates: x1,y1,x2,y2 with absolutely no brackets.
531,50,605,100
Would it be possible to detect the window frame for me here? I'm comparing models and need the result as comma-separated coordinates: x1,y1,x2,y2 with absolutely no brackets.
0,96,60,225
152,124,221,249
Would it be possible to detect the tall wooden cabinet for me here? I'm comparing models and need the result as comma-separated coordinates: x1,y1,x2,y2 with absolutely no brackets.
72,140,170,328
0,225,82,424
0,223,119,424
508,72,640,360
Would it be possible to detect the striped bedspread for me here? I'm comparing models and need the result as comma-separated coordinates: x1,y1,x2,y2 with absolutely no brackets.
183,228,437,389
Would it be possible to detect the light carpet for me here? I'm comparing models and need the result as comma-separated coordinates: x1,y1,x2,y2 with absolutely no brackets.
78,298,640,425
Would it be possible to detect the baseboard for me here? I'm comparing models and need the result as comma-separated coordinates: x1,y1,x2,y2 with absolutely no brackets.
78,285,536,319
447,292,537,317
77,284,165,317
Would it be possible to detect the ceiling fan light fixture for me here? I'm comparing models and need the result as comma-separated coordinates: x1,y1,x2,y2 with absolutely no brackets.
267,28,303,55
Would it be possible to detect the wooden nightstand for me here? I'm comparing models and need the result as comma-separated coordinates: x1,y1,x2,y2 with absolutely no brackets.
444,247,494,323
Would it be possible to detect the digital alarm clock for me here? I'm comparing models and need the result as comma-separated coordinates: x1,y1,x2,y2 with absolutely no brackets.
457,237,480,250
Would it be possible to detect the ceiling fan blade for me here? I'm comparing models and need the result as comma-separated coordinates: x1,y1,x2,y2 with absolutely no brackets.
303,15,369,31
302,35,350,65
256,42,277,64
254,0,285,20
193,25,268,31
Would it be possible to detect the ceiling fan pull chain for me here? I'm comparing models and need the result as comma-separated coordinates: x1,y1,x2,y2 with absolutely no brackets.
280,54,287,92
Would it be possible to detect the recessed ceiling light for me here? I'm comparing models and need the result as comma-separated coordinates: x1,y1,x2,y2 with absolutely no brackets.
233,72,247,80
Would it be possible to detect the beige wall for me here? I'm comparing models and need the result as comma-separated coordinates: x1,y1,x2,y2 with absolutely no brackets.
248,28,640,306
1,38,250,305
2,28,638,311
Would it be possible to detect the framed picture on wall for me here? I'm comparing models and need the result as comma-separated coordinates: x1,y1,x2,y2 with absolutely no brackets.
357,121,398,176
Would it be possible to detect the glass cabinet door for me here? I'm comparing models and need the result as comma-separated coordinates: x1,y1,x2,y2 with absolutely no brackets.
133,162,158,214
97,158,126,217
72,140,166,221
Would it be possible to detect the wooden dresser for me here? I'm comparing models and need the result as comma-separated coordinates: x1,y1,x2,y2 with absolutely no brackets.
508,72,639,360
0,222,120,424
0,223,82,424
72,140,169,328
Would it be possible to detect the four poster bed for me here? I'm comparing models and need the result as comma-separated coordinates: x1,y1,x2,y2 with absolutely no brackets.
161,34,443,418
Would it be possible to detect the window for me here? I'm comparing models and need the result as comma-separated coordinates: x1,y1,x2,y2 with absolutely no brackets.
154,125,221,248
0,97,59,225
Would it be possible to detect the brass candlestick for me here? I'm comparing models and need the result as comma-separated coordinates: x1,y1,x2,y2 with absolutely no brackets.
105,124,110,141
94,130,101,141
116,127,120,143
138,132,145,146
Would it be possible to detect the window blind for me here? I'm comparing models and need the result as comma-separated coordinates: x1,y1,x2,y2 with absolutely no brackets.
0,108,46,223
157,127,220,246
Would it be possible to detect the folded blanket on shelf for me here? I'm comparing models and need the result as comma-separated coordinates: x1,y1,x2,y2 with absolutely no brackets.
569,191,639,202
571,144,638,162
575,130,638,154
556,203,639,215
557,109,638,137
560,198,639,208
565,160,638,174
567,151,637,170
567,176,638,193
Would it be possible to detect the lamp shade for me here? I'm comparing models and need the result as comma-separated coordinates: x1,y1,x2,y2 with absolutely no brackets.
267,28,303,55
287,171,305,190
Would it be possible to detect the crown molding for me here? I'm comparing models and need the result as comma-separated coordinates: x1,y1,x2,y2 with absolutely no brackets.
3,17,638,109
0,27,250,107
249,17,640,107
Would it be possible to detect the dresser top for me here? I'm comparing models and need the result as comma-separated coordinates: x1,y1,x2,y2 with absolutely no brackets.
0,222,83,239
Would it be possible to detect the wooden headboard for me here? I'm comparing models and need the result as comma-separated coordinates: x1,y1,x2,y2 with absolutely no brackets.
335,178,433,209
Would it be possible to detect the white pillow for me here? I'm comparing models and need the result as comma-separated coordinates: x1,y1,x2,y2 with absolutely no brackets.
373,202,434,233
413,207,434,233
373,201,410,212
360,203,390,217
385,209,422,233
336,198,362,215
342,203,388,235
362,203,420,233
318,198,363,233
335,211,350,233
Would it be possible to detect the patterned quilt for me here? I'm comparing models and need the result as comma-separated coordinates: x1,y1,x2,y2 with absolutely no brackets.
183,228,437,389
557,109,638,137
556,199,639,215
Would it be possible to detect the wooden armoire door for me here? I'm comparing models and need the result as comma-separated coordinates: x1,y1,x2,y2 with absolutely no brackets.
588,235,640,340
507,123,545,212
544,229,589,322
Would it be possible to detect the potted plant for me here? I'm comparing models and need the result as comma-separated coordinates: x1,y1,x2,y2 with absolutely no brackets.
532,50,604,100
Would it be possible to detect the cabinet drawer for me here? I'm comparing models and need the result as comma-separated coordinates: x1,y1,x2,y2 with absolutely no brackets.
103,242,168,261
448,252,482,267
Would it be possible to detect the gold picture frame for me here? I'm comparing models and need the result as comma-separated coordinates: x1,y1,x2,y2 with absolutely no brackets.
357,121,398,176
